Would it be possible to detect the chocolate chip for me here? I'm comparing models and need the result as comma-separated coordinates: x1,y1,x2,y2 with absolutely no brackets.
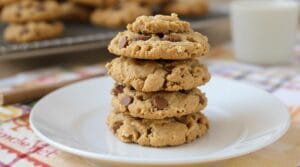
156,33,164,38
36,4,45,11
112,85,124,96
112,121,123,133
136,95,143,100
151,96,168,110
199,96,205,104
134,34,151,41
163,34,181,42
197,118,202,123
120,96,133,106
129,86,135,90
119,36,128,49
146,128,152,136
19,28,29,36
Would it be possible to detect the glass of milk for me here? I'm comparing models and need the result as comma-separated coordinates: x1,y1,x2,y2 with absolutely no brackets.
230,0,299,65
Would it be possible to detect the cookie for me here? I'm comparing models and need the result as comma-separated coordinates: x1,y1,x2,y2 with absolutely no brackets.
108,30,209,60
1,0,62,24
127,13,191,34
111,85,207,119
61,2,91,21
71,0,118,7
103,0,119,7
106,57,210,92
0,0,18,7
107,110,209,147
4,21,64,42
90,2,151,28
162,0,209,16
124,0,163,7
70,0,104,7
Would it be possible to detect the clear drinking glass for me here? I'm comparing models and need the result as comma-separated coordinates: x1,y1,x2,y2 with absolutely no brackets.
230,0,299,65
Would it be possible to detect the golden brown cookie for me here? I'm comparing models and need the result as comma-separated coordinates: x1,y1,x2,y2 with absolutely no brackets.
71,0,118,7
108,30,209,60
111,85,207,119
107,110,209,147
124,0,163,7
70,0,104,7
106,57,210,92
0,0,18,7
127,13,191,34
90,2,151,28
4,21,64,42
1,0,62,23
162,0,209,16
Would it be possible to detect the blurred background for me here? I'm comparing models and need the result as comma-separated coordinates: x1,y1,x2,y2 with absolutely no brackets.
0,0,231,78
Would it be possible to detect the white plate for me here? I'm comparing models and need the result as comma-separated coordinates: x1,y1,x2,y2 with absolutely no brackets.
30,76,290,166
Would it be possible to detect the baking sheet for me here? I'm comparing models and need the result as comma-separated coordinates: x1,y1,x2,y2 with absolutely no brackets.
0,12,227,60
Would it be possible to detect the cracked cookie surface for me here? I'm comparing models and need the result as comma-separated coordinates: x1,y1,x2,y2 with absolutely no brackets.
108,30,209,60
106,57,210,92
107,110,209,147
127,13,191,34
1,0,62,23
111,85,207,119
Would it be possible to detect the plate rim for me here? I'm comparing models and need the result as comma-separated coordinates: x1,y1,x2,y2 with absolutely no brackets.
30,76,290,165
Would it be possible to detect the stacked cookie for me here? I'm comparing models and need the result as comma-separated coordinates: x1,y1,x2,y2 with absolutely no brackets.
1,0,64,42
106,13,211,147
